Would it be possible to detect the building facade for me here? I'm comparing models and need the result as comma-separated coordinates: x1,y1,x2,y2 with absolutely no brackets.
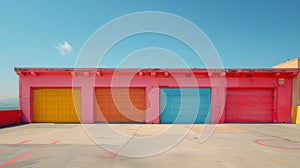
15,68,297,124
273,58,300,123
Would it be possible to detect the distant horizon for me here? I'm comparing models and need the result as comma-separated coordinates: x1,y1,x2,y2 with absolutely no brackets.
0,106,19,110
0,97,19,108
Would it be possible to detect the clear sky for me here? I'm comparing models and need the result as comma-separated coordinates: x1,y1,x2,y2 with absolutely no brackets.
0,0,299,106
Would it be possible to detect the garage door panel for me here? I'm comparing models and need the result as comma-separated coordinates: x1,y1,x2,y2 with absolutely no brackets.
58,91,68,95
109,109,123,115
33,103,45,107
95,89,110,94
108,114,122,122
117,103,145,110
225,88,274,123
69,112,79,122
133,104,146,110
46,106,56,111
33,88,81,123
69,105,77,111
58,106,69,111
227,90,273,95
226,105,273,110
33,94,44,99
46,96,57,100
160,88,211,124
95,88,146,122
46,98,57,103
33,91,44,96
59,112,68,120
130,97,144,101
199,105,211,111
129,88,144,94
226,96,273,103
33,109,45,117
230,115,273,122
98,103,111,109
58,97,69,101
226,94,272,99
227,99,273,104
46,92,57,96
118,103,131,108
226,110,271,116
200,96,210,101
47,112,58,120
33,101,44,105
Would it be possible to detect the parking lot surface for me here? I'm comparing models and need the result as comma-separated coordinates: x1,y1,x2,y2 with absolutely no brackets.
0,123,299,168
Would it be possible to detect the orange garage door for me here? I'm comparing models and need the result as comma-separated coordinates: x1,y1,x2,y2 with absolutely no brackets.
95,88,145,123
33,88,81,122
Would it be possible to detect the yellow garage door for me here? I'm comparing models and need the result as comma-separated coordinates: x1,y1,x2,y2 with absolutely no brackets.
33,88,81,122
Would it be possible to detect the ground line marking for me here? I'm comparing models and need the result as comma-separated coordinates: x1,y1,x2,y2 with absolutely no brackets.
254,139,300,150
16,140,31,144
51,140,59,144
0,152,32,167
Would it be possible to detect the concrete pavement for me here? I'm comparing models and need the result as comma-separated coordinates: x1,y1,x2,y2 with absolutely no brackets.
0,123,299,167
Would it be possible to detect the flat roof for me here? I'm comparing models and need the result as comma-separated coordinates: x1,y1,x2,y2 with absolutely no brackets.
14,67,300,73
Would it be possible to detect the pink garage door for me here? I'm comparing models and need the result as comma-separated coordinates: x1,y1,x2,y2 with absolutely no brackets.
225,88,274,122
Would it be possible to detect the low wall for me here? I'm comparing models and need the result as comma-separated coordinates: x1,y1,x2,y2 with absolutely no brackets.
0,110,21,127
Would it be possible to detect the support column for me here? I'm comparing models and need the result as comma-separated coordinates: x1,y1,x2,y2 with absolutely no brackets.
145,84,160,124
20,78,32,123
79,77,94,123
210,87,226,124
277,78,292,123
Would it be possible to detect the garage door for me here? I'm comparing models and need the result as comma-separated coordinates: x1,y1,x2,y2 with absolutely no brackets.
33,88,81,122
225,88,274,122
95,88,145,122
160,88,211,124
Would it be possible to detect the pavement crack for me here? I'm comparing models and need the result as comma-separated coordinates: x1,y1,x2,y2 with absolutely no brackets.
115,125,143,157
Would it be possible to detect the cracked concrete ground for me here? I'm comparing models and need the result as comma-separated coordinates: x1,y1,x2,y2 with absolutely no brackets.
0,123,299,168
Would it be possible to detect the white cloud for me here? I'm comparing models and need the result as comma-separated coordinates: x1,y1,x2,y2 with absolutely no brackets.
55,41,73,56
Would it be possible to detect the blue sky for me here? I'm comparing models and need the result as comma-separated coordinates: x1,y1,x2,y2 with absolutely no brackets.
0,0,299,106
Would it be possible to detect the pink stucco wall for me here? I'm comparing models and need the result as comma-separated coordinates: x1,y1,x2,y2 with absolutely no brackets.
15,68,297,124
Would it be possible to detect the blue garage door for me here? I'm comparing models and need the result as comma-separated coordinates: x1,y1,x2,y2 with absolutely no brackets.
160,88,211,124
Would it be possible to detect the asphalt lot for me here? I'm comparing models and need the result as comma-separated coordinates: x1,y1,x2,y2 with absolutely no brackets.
0,123,300,168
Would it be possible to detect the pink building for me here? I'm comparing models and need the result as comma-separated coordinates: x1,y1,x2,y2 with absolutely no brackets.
15,68,298,124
